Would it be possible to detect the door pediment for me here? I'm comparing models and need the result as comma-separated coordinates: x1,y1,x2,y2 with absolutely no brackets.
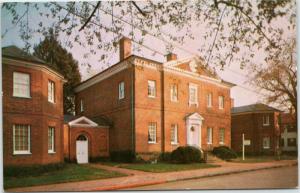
186,112,204,121
68,116,98,127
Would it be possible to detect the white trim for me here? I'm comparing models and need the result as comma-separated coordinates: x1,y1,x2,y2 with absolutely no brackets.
13,124,31,155
263,115,270,126
118,81,125,99
68,116,98,127
13,72,30,98
80,99,84,112
189,83,198,107
186,112,204,148
218,96,224,109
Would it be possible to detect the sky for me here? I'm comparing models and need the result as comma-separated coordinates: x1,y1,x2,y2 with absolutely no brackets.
1,1,295,108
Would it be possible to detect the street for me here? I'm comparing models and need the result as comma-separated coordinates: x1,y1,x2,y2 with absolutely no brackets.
127,166,298,190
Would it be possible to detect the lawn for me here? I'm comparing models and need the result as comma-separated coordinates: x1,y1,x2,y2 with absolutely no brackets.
121,163,219,173
230,155,297,163
4,164,126,189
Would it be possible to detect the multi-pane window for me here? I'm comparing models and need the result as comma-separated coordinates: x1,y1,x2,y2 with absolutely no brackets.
148,80,156,98
207,127,213,144
48,80,55,103
48,127,55,153
170,84,178,102
119,81,125,99
207,93,212,107
263,115,270,126
80,99,84,112
148,122,157,143
13,72,30,98
13,124,30,154
218,96,224,109
219,128,225,144
171,124,178,144
189,84,198,106
263,137,270,149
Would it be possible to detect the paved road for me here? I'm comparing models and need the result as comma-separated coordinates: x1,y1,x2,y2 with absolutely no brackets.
127,166,298,190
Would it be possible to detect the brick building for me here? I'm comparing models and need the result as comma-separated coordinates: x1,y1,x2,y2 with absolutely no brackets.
2,46,65,166
231,103,281,155
280,113,297,152
74,37,235,159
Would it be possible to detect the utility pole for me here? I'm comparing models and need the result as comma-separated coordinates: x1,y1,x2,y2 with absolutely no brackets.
242,133,245,161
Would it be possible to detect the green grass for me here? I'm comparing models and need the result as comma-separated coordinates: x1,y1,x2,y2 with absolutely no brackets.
4,164,126,189
121,163,219,173
230,155,297,163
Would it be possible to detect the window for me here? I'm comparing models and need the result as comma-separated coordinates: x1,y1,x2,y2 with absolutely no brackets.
13,124,30,154
148,122,157,143
148,80,156,98
219,128,225,144
263,115,270,126
189,84,198,106
207,127,213,144
287,138,297,147
207,93,212,107
48,127,55,153
263,137,270,149
170,84,178,102
119,81,125,99
80,99,84,112
218,96,224,109
48,80,55,103
171,124,178,144
13,72,30,98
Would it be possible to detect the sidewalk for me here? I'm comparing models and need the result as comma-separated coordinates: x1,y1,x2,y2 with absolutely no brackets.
6,160,297,192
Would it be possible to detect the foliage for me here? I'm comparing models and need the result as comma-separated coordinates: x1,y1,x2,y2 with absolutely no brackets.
110,150,136,163
33,29,81,114
212,146,238,160
2,1,296,69
158,152,172,162
170,146,202,164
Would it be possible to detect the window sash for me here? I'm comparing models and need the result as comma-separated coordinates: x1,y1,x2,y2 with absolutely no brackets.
148,80,156,97
171,124,178,144
48,127,55,153
148,122,156,143
207,127,213,144
263,115,270,126
219,96,224,109
263,137,270,149
171,84,178,101
207,93,212,107
13,72,30,98
13,124,30,154
219,128,225,144
80,99,84,112
48,81,55,103
119,82,125,99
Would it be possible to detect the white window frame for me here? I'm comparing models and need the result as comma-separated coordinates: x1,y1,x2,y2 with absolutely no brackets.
48,127,55,153
148,122,157,144
148,80,156,98
207,93,212,108
219,128,225,145
118,81,125,99
263,137,270,149
80,99,84,112
207,127,213,144
170,84,178,102
263,115,270,126
48,80,55,103
13,124,31,155
219,96,224,109
189,83,198,106
13,72,30,98
171,124,178,145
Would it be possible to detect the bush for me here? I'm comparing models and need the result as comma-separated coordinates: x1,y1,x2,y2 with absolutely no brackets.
110,150,136,163
158,152,172,162
171,146,202,163
4,163,66,178
212,146,237,160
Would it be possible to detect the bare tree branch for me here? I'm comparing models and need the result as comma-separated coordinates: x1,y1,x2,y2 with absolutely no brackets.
131,1,146,17
79,1,101,31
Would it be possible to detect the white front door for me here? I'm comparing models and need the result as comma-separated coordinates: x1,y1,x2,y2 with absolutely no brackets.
189,124,200,147
186,112,204,148
76,140,88,164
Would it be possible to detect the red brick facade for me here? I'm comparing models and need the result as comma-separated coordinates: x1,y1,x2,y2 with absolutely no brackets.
2,57,65,166
74,38,234,158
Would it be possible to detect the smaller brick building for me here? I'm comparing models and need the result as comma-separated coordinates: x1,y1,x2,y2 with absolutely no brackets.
231,103,281,155
63,115,109,163
280,113,297,152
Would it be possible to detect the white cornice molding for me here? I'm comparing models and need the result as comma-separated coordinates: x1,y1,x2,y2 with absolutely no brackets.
3,57,65,81
231,111,277,116
68,116,98,127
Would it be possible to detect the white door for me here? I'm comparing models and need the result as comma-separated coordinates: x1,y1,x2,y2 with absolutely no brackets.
189,124,199,147
76,140,88,164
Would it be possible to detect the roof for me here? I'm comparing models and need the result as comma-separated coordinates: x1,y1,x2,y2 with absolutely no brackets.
2,46,46,64
64,114,111,127
231,103,281,114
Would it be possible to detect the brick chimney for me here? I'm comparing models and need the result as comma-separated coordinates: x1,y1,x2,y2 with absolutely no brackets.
166,53,177,61
119,37,132,61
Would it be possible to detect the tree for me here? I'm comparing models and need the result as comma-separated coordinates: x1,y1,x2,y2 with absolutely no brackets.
2,1,296,69
250,38,296,119
33,29,81,114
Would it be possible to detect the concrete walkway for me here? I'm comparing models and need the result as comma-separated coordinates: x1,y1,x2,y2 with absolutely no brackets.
6,160,297,192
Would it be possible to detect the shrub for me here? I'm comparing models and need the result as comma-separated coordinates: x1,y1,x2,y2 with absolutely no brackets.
158,152,172,162
110,150,136,163
171,146,202,163
4,163,66,178
212,146,237,160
